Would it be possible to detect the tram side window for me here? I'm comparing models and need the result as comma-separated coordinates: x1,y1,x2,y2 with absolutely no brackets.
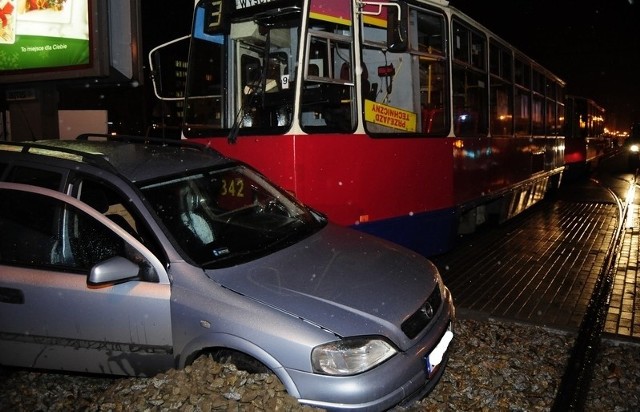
515,87,530,136
452,21,488,137
514,58,531,135
546,97,557,136
489,41,514,137
515,58,531,89
557,100,565,137
490,41,512,80
545,79,556,135
592,104,605,136
300,17,355,132
531,70,546,135
470,32,485,70
490,78,513,136
417,12,448,135
453,67,488,137
361,7,448,136
416,12,445,56
532,94,544,135
545,79,564,136
420,59,448,135
453,24,469,63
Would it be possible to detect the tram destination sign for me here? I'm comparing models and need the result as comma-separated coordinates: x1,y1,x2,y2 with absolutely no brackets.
235,0,281,10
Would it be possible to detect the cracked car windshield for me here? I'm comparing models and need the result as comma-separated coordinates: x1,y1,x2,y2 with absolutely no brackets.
140,165,322,267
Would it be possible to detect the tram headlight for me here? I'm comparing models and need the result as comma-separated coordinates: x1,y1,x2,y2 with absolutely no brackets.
630,144,640,153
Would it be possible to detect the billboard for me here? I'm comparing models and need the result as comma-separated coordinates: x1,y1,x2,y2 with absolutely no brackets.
0,0,110,83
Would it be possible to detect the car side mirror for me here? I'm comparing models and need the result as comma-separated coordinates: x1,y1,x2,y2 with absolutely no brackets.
88,256,140,286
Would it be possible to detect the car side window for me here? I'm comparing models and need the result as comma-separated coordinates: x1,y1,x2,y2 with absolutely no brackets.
75,177,164,263
64,203,130,270
0,188,156,281
0,189,59,267
4,165,63,190
77,180,141,239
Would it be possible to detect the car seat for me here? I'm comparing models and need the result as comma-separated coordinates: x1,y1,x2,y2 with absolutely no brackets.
180,187,215,245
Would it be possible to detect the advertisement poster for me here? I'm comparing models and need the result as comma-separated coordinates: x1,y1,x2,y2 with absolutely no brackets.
0,0,16,44
0,0,90,71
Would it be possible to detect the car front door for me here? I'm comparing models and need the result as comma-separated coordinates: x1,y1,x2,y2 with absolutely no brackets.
0,182,174,376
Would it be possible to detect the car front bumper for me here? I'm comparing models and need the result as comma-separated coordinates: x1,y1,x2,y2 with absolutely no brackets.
287,287,455,411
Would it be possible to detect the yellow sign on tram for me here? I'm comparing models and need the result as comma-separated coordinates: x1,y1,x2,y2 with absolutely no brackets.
364,100,417,132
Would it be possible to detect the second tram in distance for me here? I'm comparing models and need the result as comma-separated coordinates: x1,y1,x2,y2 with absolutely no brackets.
564,95,613,179
152,0,568,256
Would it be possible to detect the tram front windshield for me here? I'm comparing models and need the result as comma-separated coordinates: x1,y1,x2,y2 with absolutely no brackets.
184,0,356,137
185,2,301,137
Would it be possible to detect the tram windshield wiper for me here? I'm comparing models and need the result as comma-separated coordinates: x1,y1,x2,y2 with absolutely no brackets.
228,34,270,145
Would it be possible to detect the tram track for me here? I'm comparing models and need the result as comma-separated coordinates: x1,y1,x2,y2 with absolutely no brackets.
551,172,636,411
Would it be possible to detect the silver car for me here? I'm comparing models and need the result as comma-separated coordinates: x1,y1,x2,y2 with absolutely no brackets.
0,137,454,411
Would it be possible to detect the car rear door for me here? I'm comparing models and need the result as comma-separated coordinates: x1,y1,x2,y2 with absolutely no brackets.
0,182,174,376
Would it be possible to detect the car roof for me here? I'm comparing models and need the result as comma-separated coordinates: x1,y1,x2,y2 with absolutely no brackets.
1,135,234,183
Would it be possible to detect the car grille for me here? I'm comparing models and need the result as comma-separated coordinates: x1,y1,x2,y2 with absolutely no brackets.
401,286,442,339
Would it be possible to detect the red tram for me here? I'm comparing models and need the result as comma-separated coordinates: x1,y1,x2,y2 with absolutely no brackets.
150,0,567,256
563,95,612,179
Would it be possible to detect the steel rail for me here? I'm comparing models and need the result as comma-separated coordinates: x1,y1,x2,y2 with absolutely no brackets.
551,172,636,411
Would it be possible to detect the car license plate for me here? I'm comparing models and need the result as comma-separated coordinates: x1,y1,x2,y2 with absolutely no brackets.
425,329,454,377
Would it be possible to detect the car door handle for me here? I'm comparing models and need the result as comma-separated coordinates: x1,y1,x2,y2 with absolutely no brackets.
0,287,25,304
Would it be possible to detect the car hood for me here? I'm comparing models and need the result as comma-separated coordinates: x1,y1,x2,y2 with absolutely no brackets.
205,223,442,348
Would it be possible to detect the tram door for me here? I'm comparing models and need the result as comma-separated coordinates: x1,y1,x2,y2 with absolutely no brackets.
360,4,449,136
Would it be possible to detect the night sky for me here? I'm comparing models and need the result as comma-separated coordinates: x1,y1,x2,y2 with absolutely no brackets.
449,0,640,131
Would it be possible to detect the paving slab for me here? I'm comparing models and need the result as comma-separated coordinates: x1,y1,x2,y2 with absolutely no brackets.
432,177,640,341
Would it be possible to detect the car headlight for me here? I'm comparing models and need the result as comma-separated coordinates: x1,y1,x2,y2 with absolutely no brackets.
630,144,640,153
311,337,397,375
